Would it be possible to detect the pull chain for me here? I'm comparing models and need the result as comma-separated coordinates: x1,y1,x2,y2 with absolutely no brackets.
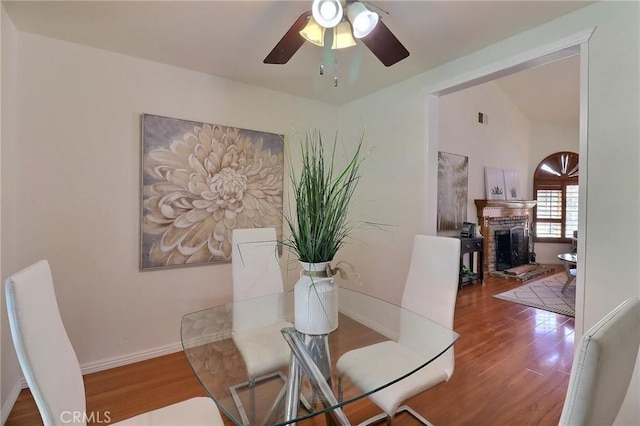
318,54,338,87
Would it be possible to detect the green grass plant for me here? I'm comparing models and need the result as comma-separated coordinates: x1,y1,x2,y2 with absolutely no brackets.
284,130,364,263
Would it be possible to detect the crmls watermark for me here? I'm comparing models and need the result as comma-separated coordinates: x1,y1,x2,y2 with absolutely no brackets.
60,411,112,424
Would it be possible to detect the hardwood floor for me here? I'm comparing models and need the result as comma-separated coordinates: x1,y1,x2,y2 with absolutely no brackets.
5,268,573,425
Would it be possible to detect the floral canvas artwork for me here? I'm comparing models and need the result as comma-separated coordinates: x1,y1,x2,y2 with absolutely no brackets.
141,114,284,269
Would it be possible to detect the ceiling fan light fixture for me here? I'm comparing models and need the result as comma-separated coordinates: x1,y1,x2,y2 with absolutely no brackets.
331,21,356,49
300,16,326,46
347,2,379,38
312,0,343,28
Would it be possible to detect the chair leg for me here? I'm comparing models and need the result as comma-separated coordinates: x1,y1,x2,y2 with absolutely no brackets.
229,372,286,425
386,413,394,426
356,405,434,426
249,377,257,424
396,405,434,425
356,412,389,426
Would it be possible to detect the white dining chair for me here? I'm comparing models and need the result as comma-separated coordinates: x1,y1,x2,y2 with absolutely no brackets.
559,296,640,425
337,235,460,425
5,259,224,426
230,227,296,423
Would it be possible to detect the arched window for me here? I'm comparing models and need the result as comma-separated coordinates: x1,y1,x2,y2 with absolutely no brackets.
533,151,579,242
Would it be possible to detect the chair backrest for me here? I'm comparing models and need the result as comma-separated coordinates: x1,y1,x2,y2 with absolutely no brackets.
5,260,87,426
399,235,460,378
559,297,640,426
232,227,285,330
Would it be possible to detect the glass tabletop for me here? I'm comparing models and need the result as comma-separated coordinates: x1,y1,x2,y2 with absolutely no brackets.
181,287,459,425
557,253,577,263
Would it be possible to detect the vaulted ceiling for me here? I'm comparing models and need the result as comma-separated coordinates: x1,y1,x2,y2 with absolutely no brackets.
496,54,580,127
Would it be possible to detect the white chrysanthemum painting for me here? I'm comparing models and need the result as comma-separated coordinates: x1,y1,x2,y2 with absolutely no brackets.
141,114,284,269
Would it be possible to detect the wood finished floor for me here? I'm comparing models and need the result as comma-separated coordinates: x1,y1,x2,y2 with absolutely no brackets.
5,268,574,425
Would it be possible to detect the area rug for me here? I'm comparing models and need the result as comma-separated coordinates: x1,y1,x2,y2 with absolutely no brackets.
493,272,576,317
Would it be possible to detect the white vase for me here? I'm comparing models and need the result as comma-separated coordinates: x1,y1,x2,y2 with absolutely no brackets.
294,261,339,335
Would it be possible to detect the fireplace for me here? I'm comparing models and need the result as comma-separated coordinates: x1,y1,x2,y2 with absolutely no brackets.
475,200,537,275
495,226,529,271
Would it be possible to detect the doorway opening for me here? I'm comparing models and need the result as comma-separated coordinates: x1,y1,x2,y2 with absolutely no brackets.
427,28,593,332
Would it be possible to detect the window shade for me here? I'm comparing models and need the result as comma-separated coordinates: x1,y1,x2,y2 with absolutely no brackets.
536,189,562,220
565,185,579,237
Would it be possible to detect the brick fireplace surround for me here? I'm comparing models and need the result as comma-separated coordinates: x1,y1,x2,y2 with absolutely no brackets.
475,200,537,275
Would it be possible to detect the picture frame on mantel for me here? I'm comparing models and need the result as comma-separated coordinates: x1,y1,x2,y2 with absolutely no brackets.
484,167,506,200
503,169,521,200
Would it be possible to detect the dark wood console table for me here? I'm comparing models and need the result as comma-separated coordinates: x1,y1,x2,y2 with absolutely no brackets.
458,237,484,289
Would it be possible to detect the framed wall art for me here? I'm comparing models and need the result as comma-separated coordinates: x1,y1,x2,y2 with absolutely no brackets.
437,152,469,231
140,114,284,270
484,167,506,200
503,169,521,200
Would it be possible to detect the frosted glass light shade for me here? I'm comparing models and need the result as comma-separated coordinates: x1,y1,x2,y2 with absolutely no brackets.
331,21,356,49
347,2,379,38
300,16,326,46
312,0,343,28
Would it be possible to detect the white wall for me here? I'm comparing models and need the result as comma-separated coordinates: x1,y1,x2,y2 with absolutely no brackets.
437,80,530,235
0,7,19,420
0,6,4,419
338,1,639,422
1,1,638,423
335,89,429,306
0,19,336,415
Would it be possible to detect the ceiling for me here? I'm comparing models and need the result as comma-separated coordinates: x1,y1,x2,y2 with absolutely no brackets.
3,0,588,116
495,54,580,127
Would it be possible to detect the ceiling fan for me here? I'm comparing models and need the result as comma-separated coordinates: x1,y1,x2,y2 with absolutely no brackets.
264,0,409,67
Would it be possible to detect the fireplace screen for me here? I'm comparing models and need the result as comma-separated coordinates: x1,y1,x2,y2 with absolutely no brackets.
495,227,529,271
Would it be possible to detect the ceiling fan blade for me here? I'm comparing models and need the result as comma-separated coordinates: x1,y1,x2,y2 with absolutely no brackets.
264,11,312,65
360,20,409,67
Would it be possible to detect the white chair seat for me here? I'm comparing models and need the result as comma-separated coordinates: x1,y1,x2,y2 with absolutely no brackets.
336,235,459,424
337,341,448,415
232,321,293,377
114,397,223,425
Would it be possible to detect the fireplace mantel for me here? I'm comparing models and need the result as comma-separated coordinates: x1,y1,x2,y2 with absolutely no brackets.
475,200,537,219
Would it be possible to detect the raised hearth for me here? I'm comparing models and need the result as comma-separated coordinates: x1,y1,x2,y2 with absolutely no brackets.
475,200,537,275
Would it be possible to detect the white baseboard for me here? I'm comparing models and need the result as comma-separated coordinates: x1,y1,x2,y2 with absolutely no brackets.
1,379,23,425
1,342,186,422
79,341,184,375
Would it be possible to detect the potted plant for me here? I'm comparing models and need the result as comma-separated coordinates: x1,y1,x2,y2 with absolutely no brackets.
284,129,364,335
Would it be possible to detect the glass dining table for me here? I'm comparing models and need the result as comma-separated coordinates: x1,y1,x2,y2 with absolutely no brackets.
181,287,459,425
